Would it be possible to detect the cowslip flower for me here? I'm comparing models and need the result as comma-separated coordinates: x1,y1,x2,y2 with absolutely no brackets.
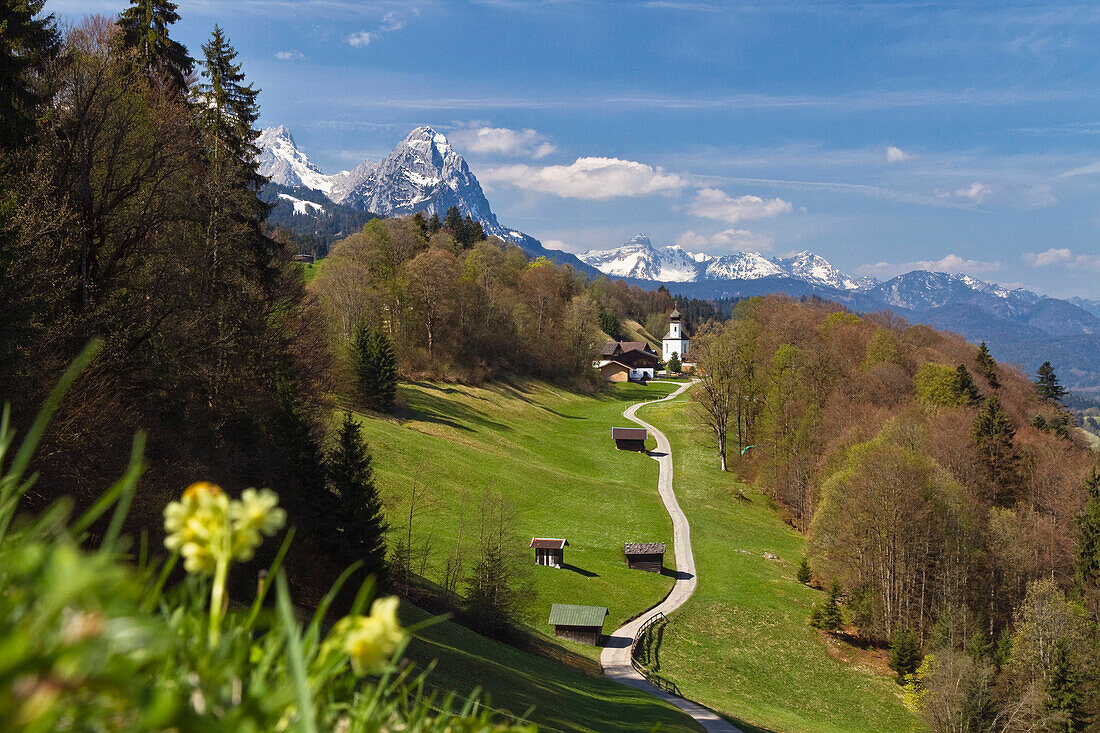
324,596,405,676
163,482,286,645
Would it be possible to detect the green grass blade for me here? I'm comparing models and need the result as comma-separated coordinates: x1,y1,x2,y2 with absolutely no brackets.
246,526,295,629
275,569,317,733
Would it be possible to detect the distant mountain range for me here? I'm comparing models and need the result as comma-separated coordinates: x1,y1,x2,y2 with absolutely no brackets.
257,126,1100,395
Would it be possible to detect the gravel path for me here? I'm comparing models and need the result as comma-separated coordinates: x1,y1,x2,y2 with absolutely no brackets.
599,381,742,733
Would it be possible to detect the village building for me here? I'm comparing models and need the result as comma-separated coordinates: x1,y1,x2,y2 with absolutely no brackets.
529,537,568,568
661,308,689,363
624,542,666,572
612,427,648,451
596,341,658,381
547,603,609,645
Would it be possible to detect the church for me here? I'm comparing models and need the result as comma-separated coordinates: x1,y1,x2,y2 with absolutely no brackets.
661,308,689,363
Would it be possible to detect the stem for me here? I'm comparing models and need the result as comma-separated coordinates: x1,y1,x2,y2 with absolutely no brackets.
210,556,229,647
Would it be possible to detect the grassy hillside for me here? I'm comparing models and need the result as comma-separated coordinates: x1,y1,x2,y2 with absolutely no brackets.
400,602,701,733
351,379,678,643
641,393,923,733
348,379,701,730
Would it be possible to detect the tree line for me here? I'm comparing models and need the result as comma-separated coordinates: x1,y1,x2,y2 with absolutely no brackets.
691,296,1099,731
309,215,700,391
0,0,396,600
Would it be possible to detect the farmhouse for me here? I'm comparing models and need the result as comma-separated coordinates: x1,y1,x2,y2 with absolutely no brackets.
547,603,609,645
530,537,568,568
624,542,666,572
612,426,648,451
597,341,658,381
661,308,689,363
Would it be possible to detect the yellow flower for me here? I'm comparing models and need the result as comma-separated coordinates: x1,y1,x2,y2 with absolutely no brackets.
163,482,232,575
232,488,286,536
328,597,405,677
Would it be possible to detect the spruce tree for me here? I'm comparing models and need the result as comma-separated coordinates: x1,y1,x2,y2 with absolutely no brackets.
370,327,398,412
796,556,812,584
976,342,1000,389
888,629,921,683
1036,361,1069,403
954,364,981,405
1074,470,1100,597
197,26,261,181
327,412,388,580
0,0,59,145
972,396,1018,505
667,352,682,374
118,0,194,94
816,579,844,631
428,212,441,233
1046,638,1087,732
444,206,463,232
354,323,397,412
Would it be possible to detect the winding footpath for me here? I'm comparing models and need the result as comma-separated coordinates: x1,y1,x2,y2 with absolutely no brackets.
599,381,742,733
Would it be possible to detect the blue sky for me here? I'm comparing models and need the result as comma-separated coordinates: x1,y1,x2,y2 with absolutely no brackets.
48,0,1100,298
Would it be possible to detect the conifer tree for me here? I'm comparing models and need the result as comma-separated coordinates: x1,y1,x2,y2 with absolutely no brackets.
444,206,463,232
0,0,59,145
1046,638,1087,732
975,342,1000,389
972,397,1018,505
1074,469,1100,598
796,556,812,584
327,411,388,579
197,26,260,181
354,323,397,412
889,629,921,683
811,579,844,631
954,364,981,405
370,327,398,412
1036,361,1069,403
118,0,194,93
428,212,441,233
667,352,682,374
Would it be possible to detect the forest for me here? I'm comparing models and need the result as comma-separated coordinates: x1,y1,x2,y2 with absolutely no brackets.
690,297,1100,731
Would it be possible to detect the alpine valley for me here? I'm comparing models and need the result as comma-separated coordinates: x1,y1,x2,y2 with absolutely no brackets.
258,126,1100,396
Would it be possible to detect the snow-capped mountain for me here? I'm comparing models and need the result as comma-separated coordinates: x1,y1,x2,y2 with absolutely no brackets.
577,235,866,291
578,234,699,281
259,125,510,236
256,126,335,194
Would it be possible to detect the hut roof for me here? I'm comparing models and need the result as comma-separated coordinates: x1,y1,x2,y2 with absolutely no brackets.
612,427,648,441
624,542,667,555
529,538,568,550
547,604,609,627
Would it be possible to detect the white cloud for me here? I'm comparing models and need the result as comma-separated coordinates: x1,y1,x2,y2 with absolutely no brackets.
347,8,417,48
275,50,305,61
480,157,685,199
380,11,406,31
886,145,913,163
955,181,992,202
857,254,1003,277
1023,248,1074,266
347,31,377,47
687,187,793,224
1060,160,1100,177
676,228,774,252
450,125,557,159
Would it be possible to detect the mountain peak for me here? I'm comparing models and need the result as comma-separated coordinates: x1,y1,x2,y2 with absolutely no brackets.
403,125,453,154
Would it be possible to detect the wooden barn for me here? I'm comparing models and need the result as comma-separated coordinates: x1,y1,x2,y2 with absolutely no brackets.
529,537,568,568
547,604,608,646
624,542,666,572
612,427,648,451
598,360,631,382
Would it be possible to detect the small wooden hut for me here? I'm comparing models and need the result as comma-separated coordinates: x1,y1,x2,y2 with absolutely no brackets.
612,427,648,451
529,537,568,568
624,542,666,572
547,604,608,645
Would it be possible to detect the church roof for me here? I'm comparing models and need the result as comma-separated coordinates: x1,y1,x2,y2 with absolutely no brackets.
669,308,681,320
